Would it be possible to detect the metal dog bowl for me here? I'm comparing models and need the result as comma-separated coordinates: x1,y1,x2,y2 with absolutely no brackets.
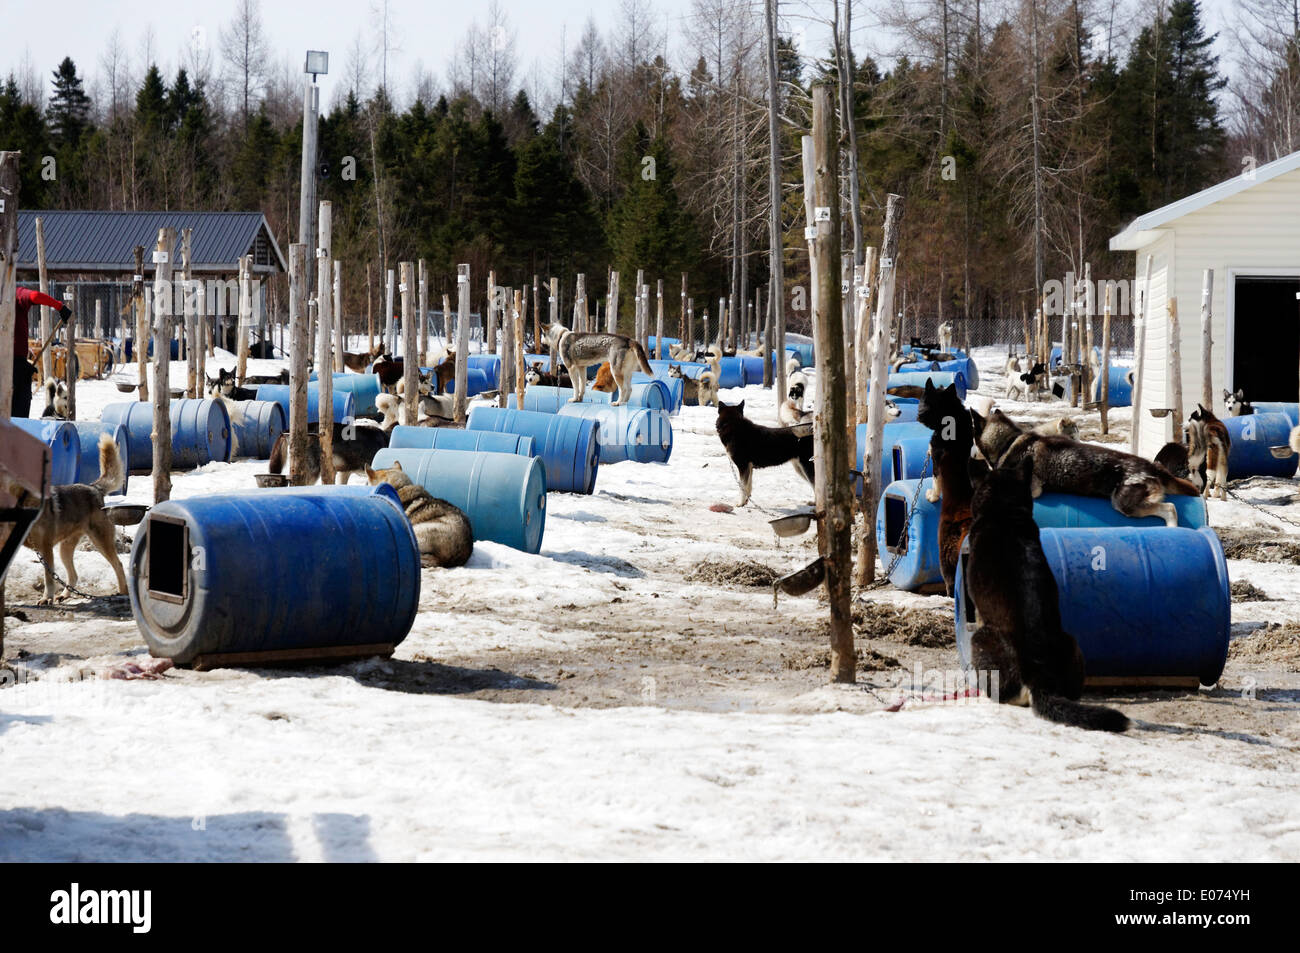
772,556,826,606
770,509,819,538
104,502,149,526
255,473,289,488
112,379,137,393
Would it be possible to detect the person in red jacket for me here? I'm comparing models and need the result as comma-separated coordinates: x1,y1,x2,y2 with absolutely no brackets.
13,287,71,418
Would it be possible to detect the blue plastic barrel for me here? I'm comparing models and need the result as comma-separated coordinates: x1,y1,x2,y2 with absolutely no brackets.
1033,491,1206,529
955,526,1230,685
737,355,766,386
883,371,968,400
896,356,980,391
785,342,814,367
254,383,356,427
101,399,232,470
632,372,682,414
508,381,670,415
856,421,931,497
557,403,673,464
444,367,492,396
875,478,944,591
371,448,547,553
647,336,680,354
128,483,420,665
1222,412,1299,479
891,435,933,483
466,354,502,388
716,357,745,389
1058,364,1133,407
331,373,383,415
1249,401,1299,424
230,400,287,459
71,422,129,495
13,418,80,485
467,406,600,495
648,359,709,379
389,425,535,459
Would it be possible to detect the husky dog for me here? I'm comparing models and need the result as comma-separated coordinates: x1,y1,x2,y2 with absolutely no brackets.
965,457,1129,732
592,362,618,393
41,378,70,419
1189,403,1230,500
777,377,811,427
1155,433,1206,491
1032,416,1079,440
268,415,392,485
737,344,765,358
365,461,473,568
1005,356,1047,402
715,400,814,507
972,407,1200,526
887,384,926,400
669,363,719,408
918,380,979,595
395,368,434,398
209,367,257,401
545,322,653,406
343,345,384,373
937,321,954,352
1224,388,1253,417
3,434,128,604
785,354,802,378
524,361,571,389
431,352,457,395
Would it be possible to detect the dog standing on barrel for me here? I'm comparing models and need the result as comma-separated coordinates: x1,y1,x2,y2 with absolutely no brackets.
545,322,654,405
964,457,1129,732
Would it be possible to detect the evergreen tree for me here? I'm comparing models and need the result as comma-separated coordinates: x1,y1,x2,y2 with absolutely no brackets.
47,57,91,147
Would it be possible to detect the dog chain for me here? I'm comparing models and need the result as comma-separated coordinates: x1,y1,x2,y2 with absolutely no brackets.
1223,483,1300,531
33,553,104,601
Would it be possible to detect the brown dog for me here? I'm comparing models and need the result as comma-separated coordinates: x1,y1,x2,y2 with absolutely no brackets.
592,362,618,394
917,379,980,596
342,345,384,373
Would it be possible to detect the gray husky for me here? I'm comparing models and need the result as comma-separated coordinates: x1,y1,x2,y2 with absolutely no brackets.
3,434,128,603
971,408,1200,526
366,461,473,567
545,322,654,405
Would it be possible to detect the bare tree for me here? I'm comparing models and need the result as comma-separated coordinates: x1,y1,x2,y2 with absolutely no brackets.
220,0,268,129
484,0,517,114
1230,0,1300,161
371,0,401,96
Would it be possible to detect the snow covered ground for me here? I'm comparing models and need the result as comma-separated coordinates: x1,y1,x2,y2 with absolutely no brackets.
1,345,1298,862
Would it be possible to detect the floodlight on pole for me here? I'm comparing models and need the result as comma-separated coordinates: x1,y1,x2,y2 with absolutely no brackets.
305,51,329,80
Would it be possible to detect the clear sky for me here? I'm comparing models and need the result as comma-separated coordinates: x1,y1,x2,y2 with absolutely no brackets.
2,0,1242,114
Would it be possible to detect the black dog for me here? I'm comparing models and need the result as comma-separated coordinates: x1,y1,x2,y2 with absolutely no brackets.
208,367,257,401
964,457,1129,732
715,400,813,507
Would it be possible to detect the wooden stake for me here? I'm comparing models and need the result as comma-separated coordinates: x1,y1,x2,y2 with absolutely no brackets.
35,216,52,382
385,268,395,354
807,85,855,684
182,229,196,398
487,269,498,353
151,227,175,503
441,293,451,345
514,289,526,410
500,278,515,406
366,263,374,353
1100,283,1112,434
656,278,665,360
401,260,417,429
334,261,343,374
237,252,252,383
1168,297,1184,443
1200,269,1214,412
288,244,310,485
532,274,541,352
63,285,76,419
0,152,19,421
606,271,619,334
454,264,471,423
1129,255,1153,455
133,245,148,402
417,259,428,367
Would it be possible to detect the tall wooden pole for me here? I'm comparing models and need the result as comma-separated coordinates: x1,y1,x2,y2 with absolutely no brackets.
417,259,428,367
514,289,526,410
34,216,52,382
532,274,541,351
863,195,905,584
315,201,335,484
680,273,688,347
454,264,471,423
1100,283,1112,434
1200,269,1214,412
766,0,787,402
133,245,148,402
237,253,252,383
366,263,374,353
1129,255,1154,455
401,260,417,428
807,85,854,684
0,152,20,423
151,227,175,503
656,278,665,359
441,293,451,346
333,260,343,374
62,285,76,420
487,269,498,354
182,229,196,398
500,278,516,406
289,244,309,484
1168,297,1185,444
385,268,395,354
606,271,619,334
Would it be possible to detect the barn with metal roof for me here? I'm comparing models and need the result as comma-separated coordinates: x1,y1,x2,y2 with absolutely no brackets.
16,210,286,277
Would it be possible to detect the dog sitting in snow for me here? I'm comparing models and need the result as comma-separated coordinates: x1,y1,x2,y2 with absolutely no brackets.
41,378,70,419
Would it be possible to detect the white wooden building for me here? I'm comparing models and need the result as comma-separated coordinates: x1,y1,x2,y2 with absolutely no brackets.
1109,151,1300,458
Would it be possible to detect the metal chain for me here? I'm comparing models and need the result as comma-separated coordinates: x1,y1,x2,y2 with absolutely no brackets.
34,553,105,601
1223,483,1300,531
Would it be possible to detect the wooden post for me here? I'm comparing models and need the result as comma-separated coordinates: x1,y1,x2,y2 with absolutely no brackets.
454,264,471,423
94,298,102,341
863,194,905,585
181,229,196,398
417,259,428,367
606,271,619,334
34,216,52,383
487,269,498,354
634,269,645,343
548,277,559,334
1083,262,1094,404
316,202,335,484
401,261,417,428
1100,283,1112,434
687,298,694,350
532,274,541,352
853,248,877,427
807,85,855,684
1130,255,1153,455
366,263,374,352
717,296,726,349
63,285,76,419
0,152,18,423
385,268,395,354
237,253,252,383
441,293,451,346
151,227,175,503
1200,269,1214,412
133,246,148,402
514,289,526,410
1168,297,1184,443
841,252,856,434
641,284,651,352
575,273,587,338
288,245,309,483
499,279,515,407
656,279,665,359
333,260,343,374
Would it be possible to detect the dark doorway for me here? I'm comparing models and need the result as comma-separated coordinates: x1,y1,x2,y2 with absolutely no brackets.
1233,276,1300,402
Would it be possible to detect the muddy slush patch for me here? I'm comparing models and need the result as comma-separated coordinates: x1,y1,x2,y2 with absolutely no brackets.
1229,623,1300,672
1231,580,1273,602
1216,528,1300,565
685,559,779,588
851,600,955,648
783,646,900,672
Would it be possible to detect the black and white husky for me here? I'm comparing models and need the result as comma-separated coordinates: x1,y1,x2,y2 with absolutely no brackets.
715,400,813,507
41,378,70,419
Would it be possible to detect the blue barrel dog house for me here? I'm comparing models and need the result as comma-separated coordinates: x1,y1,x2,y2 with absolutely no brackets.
101,399,233,470
12,418,80,485
467,406,600,494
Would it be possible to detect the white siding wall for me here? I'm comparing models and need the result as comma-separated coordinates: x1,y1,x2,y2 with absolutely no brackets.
1131,166,1300,458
